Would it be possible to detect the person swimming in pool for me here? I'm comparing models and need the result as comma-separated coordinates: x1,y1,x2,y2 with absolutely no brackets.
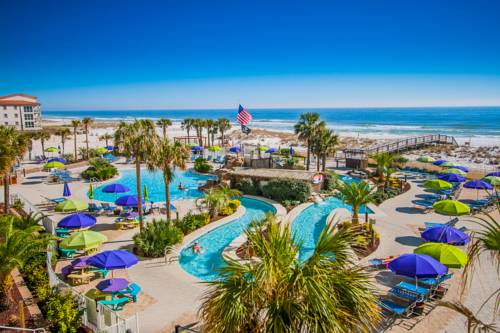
192,241,201,254
178,182,187,190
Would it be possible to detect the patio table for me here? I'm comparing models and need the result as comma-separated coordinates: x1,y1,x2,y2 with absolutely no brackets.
96,278,129,299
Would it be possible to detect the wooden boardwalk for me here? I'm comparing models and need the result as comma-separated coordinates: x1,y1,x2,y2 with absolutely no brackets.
343,134,458,159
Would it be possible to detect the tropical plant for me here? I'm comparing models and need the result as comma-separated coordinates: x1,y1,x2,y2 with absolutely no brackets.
70,119,81,160
0,126,28,212
217,118,231,145
42,289,81,333
55,127,71,155
194,157,212,173
147,139,190,221
198,185,241,218
337,181,376,224
114,119,159,230
82,117,94,159
81,158,118,181
370,152,400,185
99,132,113,147
174,212,210,235
38,130,51,157
193,119,205,146
294,112,325,170
261,178,311,203
157,118,173,139
233,177,261,196
311,127,339,171
200,215,380,332
133,220,184,257
181,118,195,138
24,130,39,161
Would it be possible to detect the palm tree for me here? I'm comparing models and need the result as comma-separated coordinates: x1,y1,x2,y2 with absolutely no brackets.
205,119,216,147
200,215,380,332
156,118,172,139
311,125,338,171
82,117,94,159
147,139,190,221
99,133,113,146
337,181,376,224
70,119,81,160
0,126,28,213
193,119,205,146
294,112,324,170
197,185,241,218
217,118,231,146
25,131,39,161
114,120,159,230
38,130,51,157
181,118,194,139
55,128,71,155
370,152,399,185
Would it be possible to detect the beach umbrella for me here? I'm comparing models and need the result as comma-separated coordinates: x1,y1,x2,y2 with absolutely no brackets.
464,179,494,190
63,182,72,197
423,179,452,191
60,230,107,250
433,200,470,216
44,161,65,169
265,148,279,154
441,161,461,167
486,172,500,177
191,145,203,151
45,147,58,153
417,155,435,163
71,256,90,268
47,157,66,164
115,195,143,207
432,159,447,166
105,145,114,151
96,278,129,293
57,213,96,229
208,145,221,152
102,183,130,194
55,199,89,212
143,184,149,202
258,146,269,151
88,250,138,270
438,168,467,176
414,243,468,268
169,203,177,211
438,173,466,183
88,184,94,200
95,147,108,155
388,253,448,278
483,176,500,186
421,225,470,245
229,146,241,153
450,165,469,173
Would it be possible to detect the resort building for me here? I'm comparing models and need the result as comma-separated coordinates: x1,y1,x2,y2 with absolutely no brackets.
0,93,42,130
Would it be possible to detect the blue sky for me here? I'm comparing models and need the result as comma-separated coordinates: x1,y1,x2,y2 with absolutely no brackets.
1,0,499,109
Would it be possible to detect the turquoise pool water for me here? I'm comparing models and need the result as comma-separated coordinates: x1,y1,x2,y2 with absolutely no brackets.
291,197,373,261
179,197,276,281
338,174,363,185
92,169,215,203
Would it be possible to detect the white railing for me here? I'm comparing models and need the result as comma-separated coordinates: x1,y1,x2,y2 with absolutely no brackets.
0,326,46,332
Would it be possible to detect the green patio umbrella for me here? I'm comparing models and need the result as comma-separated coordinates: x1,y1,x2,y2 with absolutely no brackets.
423,179,452,190
208,145,221,152
439,168,467,176
88,184,94,200
483,176,500,186
441,161,460,167
433,200,470,216
44,161,65,169
95,147,108,155
143,184,149,202
258,146,269,151
55,199,89,212
45,147,58,153
414,242,468,268
417,155,435,163
60,230,107,250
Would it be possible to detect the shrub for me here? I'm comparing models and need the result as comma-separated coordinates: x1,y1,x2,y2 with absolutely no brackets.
11,197,24,211
42,290,81,333
261,179,311,203
194,157,212,173
81,158,118,181
233,178,260,195
133,220,184,257
174,213,210,235
228,199,240,210
323,171,338,192
62,153,76,164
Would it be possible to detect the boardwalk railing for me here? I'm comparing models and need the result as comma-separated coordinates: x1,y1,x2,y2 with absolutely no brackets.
343,134,458,159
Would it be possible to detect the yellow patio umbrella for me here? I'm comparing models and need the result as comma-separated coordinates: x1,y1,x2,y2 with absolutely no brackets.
55,199,89,212
60,230,107,250
433,200,470,216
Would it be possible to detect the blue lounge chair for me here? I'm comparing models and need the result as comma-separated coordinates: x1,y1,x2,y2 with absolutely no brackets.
101,203,116,214
88,267,109,278
43,196,66,204
389,287,420,302
395,282,431,298
379,299,414,317
117,282,142,302
55,228,71,238
207,155,212,161
98,297,129,311
423,217,459,230
88,203,103,214
59,248,77,258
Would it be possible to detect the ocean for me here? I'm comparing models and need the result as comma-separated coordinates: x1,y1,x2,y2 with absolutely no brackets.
43,107,500,145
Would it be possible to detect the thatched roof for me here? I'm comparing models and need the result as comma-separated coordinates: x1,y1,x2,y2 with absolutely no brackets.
230,168,320,181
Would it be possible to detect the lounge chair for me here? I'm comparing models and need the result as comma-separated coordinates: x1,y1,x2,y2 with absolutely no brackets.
42,195,66,204
395,281,431,299
55,228,71,238
414,200,434,211
98,297,129,311
379,298,415,318
117,282,141,302
407,273,453,290
423,217,459,230
389,287,421,303
101,203,116,215
367,256,395,269
59,248,77,258
88,267,108,278
88,203,104,215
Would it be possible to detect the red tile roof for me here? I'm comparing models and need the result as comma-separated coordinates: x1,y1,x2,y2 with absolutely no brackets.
0,93,37,100
0,100,39,106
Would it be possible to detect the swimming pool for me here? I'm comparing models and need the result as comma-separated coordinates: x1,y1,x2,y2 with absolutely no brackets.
291,197,373,261
179,197,276,281
91,168,215,202
338,174,363,185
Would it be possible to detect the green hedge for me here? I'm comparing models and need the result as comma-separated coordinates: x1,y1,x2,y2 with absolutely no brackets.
133,220,184,257
174,213,210,235
81,158,118,181
194,157,213,173
261,178,311,203
233,177,261,195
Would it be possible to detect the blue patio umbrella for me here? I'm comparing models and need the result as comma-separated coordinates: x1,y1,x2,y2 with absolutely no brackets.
169,203,177,211
191,146,203,151
388,253,448,278
421,226,470,245
57,213,96,229
89,250,138,270
433,159,447,166
115,195,144,207
265,148,279,153
229,146,241,153
486,172,500,177
438,173,466,183
47,157,66,164
289,146,294,155
105,145,114,150
102,183,130,194
447,165,469,173
464,180,493,190
63,182,72,197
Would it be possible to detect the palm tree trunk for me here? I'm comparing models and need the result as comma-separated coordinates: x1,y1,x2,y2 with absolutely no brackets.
105,137,109,146
41,139,45,157
163,126,167,139
73,129,78,160
3,173,10,213
28,148,32,161
187,128,190,139
352,207,359,224
220,130,224,145
322,153,327,171
316,154,320,171
306,140,311,171
135,158,144,231
164,176,171,222
85,126,89,159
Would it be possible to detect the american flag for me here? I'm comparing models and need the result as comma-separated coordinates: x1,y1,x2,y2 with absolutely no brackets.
237,104,252,125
